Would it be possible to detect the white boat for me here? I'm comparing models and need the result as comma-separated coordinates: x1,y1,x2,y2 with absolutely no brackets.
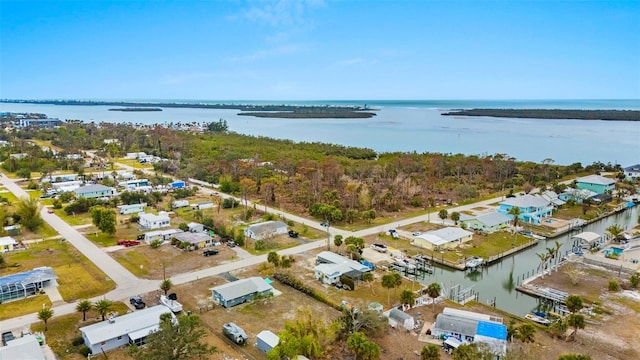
525,313,551,325
465,257,484,270
532,234,547,240
160,295,183,313
395,258,416,270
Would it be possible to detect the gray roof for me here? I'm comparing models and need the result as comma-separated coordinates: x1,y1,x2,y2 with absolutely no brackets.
576,174,616,186
434,313,479,337
389,308,412,322
474,212,511,227
211,277,273,301
500,194,550,208
247,221,287,236
316,251,371,272
624,164,640,173
424,227,473,242
80,305,173,345
173,232,212,244
74,184,113,194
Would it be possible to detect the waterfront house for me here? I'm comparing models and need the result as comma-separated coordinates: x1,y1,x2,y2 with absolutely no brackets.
244,221,288,240
315,251,372,272
461,212,511,233
74,184,115,199
117,203,146,215
624,164,640,180
431,307,506,356
0,236,18,253
0,267,57,302
173,232,213,249
572,231,602,250
80,305,175,354
558,188,598,203
210,277,274,308
540,191,566,208
412,227,474,250
314,263,358,284
386,308,415,331
138,212,171,230
576,174,616,194
498,194,553,224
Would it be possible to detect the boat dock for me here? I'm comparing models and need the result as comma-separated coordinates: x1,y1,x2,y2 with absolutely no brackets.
516,283,568,304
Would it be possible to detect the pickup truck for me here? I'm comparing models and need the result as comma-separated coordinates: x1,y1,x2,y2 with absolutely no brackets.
130,296,146,309
2,331,15,346
203,249,219,256
288,230,299,238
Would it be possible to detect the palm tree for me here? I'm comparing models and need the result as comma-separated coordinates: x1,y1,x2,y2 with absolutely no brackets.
438,209,448,224
508,206,522,231
426,282,442,310
450,211,460,225
553,240,562,270
76,299,92,322
565,294,584,313
547,247,556,269
160,279,173,296
400,288,415,307
537,252,549,278
94,299,113,321
517,323,536,343
38,307,54,331
605,224,624,242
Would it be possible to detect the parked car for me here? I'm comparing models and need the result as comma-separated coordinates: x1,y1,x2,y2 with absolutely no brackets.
118,239,141,247
412,231,422,236
288,230,299,238
2,331,15,346
203,249,219,256
320,221,329,227
130,296,146,309
226,241,237,248
222,322,247,345
371,243,388,253
47,209,54,214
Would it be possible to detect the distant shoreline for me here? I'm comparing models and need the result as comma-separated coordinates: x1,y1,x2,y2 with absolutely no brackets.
442,109,640,121
1,99,373,119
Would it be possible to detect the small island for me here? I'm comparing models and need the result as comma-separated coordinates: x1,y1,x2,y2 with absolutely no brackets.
108,108,163,112
442,109,640,121
238,111,376,119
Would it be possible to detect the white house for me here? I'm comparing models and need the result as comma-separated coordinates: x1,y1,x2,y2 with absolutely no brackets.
314,263,354,284
0,236,18,253
386,308,415,331
431,307,506,356
125,152,147,159
117,203,146,215
138,212,171,230
140,229,183,243
244,221,288,240
80,305,175,354
624,164,640,180
412,227,474,250
171,200,189,209
191,202,214,210
187,222,205,233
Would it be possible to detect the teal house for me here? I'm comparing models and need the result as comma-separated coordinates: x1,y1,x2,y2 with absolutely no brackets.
73,184,115,199
576,175,616,195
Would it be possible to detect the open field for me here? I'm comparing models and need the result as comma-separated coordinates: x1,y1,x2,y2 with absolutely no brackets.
1,239,115,301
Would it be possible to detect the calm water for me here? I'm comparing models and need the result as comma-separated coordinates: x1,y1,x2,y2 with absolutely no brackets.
2,100,639,166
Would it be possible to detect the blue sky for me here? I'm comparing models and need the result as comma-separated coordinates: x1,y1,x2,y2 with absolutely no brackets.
1,0,639,100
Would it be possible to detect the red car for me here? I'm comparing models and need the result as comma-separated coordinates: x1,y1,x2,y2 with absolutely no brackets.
47,209,54,214
117,240,141,247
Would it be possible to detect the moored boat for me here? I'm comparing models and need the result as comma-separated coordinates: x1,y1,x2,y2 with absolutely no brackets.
160,295,183,313
525,313,551,325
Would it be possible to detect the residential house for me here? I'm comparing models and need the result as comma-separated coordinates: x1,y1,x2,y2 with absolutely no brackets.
125,152,147,159
412,227,474,250
103,138,120,145
117,203,146,215
191,202,214,210
0,236,18,253
576,174,616,194
558,188,598,203
461,212,511,233
0,334,46,360
244,221,288,240
171,200,190,209
173,232,213,249
79,305,175,354
138,212,171,230
15,118,62,128
74,184,115,199
140,229,183,243
624,164,640,180
497,194,553,224
211,277,274,308
0,267,57,302
51,180,83,193
3,225,21,236
9,153,28,159
187,222,205,233
120,179,150,190
431,307,506,356
386,308,415,331
540,191,566,208
314,251,371,283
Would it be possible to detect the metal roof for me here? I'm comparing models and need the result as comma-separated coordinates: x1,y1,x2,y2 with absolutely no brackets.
424,227,474,242
500,194,550,208
74,184,112,194
0,236,17,246
0,335,45,360
572,231,601,243
474,212,511,227
257,330,279,347
210,277,273,301
577,174,616,186
79,305,174,346
388,308,412,322
434,313,479,337
247,221,287,237
316,251,371,272
173,232,212,244
0,267,57,288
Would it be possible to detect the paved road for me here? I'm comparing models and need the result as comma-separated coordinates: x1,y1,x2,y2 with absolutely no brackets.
0,165,568,332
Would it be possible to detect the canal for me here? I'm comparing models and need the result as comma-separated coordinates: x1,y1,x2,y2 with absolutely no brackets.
418,206,640,316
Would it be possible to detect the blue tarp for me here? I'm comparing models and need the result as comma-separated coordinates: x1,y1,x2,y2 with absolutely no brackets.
476,321,507,340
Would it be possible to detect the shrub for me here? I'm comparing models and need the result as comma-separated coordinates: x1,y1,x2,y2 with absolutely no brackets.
608,279,620,291
71,336,85,346
340,275,355,291
78,346,91,356
255,240,266,251
150,239,162,249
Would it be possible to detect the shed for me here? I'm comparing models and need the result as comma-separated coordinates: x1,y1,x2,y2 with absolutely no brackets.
387,308,415,330
172,200,190,209
256,330,279,353
188,222,205,233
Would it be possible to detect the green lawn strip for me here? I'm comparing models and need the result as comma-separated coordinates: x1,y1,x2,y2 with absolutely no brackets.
243,239,301,256
0,295,52,321
56,261,116,301
31,302,130,359
115,158,153,169
113,251,151,277
0,190,19,203
55,210,93,226
27,189,43,199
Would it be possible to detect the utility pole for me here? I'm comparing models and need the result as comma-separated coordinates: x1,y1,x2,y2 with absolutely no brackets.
325,218,331,251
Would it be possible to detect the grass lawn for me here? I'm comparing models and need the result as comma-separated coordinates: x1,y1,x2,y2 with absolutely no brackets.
0,294,52,320
55,210,93,226
0,190,19,203
114,251,151,277
2,240,115,301
31,302,130,360
115,158,154,169
243,237,302,256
